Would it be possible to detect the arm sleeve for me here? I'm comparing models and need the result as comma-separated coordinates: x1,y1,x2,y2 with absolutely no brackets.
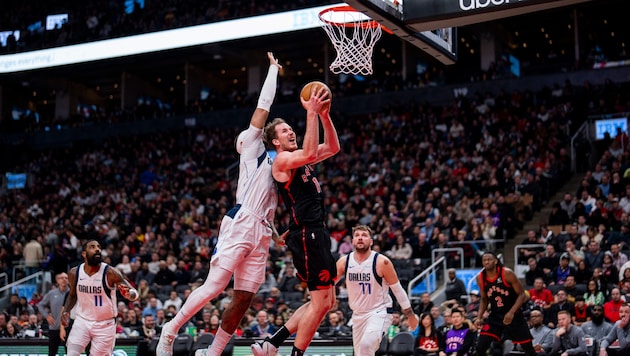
390,281,411,310
257,65,279,111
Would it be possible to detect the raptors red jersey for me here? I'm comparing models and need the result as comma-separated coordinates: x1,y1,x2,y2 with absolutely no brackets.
276,164,324,229
480,266,520,319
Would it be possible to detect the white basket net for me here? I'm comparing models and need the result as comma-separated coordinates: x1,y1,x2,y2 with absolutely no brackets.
319,8,383,75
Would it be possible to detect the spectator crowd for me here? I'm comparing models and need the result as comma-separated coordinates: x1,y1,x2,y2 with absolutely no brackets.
1,51,630,355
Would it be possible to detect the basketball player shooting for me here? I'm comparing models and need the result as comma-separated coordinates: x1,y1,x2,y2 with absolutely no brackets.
60,239,139,356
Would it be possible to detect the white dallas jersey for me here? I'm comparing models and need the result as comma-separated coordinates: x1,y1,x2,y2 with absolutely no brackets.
75,262,117,321
345,251,393,315
236,125,277,220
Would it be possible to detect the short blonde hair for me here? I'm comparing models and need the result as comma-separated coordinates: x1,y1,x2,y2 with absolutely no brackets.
352,225,373,236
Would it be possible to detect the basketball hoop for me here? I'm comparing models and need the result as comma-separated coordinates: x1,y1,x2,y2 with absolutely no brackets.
319,6,389,76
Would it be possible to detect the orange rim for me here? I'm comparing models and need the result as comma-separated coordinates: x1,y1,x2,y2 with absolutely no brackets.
318,5,392,33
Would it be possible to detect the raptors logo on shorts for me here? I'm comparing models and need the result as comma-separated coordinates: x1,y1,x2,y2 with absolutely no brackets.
319,270,331,283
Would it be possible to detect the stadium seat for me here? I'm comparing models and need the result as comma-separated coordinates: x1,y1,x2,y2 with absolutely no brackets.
375,336,389,355
176,284,190,294
397,268,415,287
192,333,214,354
547,225,564,236
393,259,413,270
387,332,415,355
147,338,159,356
172,333,193,356
136,339,150,356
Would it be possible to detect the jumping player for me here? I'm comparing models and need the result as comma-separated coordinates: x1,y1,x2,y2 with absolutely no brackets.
476,251,537,356
252,83,340,356
335,225,418,355
156,52,283,356
60,240,139,356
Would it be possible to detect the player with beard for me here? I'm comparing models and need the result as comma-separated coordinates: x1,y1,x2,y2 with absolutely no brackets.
476,251,537,356
60,240,139,356
335,225,418,355
581,305,612,356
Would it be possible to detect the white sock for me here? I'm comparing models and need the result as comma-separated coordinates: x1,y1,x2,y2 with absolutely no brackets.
208,327,232,355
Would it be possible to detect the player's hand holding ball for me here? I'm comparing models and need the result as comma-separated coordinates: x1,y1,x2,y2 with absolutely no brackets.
300,81,332,114
128,288,139,301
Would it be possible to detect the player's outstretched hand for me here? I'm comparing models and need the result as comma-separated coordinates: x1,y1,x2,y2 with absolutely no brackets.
267,52,282,70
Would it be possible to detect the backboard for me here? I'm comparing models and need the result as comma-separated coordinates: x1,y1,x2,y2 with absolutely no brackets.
344,0,457,65
345,0,593,65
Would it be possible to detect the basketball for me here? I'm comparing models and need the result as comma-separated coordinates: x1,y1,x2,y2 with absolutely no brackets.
300,81,332,110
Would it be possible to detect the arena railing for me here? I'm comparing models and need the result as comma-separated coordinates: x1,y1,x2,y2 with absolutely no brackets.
0,270,47,311
407,255,446,303
513,243,547,280
431,247,465,271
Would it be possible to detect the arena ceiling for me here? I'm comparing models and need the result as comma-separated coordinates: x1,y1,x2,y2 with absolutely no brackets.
1,0,626,109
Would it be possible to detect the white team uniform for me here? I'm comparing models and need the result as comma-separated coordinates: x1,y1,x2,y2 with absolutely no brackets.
344,251,393,355
210,124,277,292
164,125,277,341
67,262,118,356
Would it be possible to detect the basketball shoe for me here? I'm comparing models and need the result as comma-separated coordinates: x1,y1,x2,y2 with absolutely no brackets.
156,321,176,356
251,338,279,356
194,348,209,356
